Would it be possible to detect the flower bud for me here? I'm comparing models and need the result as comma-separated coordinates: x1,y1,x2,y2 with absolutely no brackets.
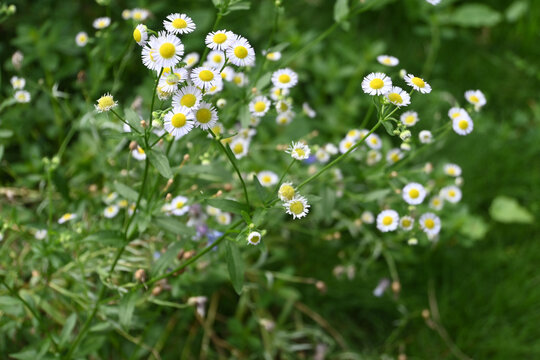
216,98,227,108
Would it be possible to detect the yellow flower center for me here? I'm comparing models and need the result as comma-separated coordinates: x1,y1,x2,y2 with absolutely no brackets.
289,201,304,215
411,77,425,88
294,148,305,157
254,101,266,112
370,137,378,145
196,108,212,123
159,43,176,59
233,76,242,85
172,18,187,29
383,58,391,64
133,12,142,20
187,57,195,65
278,74,291,84
370,78,384,89
433,199,440,206
176,201,185,209
137,147,145,154
458,120,469,130
451,112,460,119
249,235,260,243
262,175,272,183
213,33,227,44
402,219,411,227
133,28,141,42
171,113,187,128
234,46,248,59
199,70,214,82
425,219,435,229
279,185,295,201
390,153,400,163
448,190,456,197
181,94,196,107
78,34,87,42
98,96,114,109
233,143,244,154
62,214,72,221
213,54,222,63
119,200,128,207
279,102,289,112
409,189,420,199
382,216,393,226
98,20,106,27
405,115,415,124
469,95,479,103
448,168,455,175
388,92,403,104
344,141,352,149
347,130,358,138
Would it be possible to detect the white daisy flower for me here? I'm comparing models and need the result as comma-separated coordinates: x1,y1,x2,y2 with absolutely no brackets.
275,98,293,113
35,229,47,240
361,211,375,224
133,24,148,47
419,130,433,144
402,182,427,205
465,89,486,110
141,35,161,71
75,31,88,47
247,231,262,245
207,50,226,69
366,133,382,150
366,150,382,166
184,52,200,68
265,51,281,61
400,111,419,127
452,116,474,135
191,66,220,90
426,0,441,5
172,85,202,109
385,86,411,107
249,96,271,117
131,8,150,21
404,73,432,94
377,55,399,67
376,210,399,232
419,213,441,236
95,93,117,113
171,195,190,216
302,102,316,118
163,13,196,35
152,31,184,69
132,146,146,161
104,192,118,204
205,30,234,51
230,138,249,159
448,107,470,120
339,138,356,154
315,148,330,163
386,148,403,164
287,141,311,160
440,185,462,203
58,213,77,224
206,79,224,95
271,68,298,89
227,36,256,67
206,205,222,217
429,196,444,211
193,102,218,130
257,171,278,187
117,199,129,208
93,17,111,29
276,111,294,125
14,90,31,103
400,216,414,231
345,129,362,141
216,212,232,225
325,143,338,155
104,205,119,218
158,69,187,93
232,72,248,87
361,72,392,96
444,163,462,177
121,9,132,20
10,76,25,89
284,195,310,219
270,86,289,101
278,182,295,201
220,66,235,81
163,106,195,139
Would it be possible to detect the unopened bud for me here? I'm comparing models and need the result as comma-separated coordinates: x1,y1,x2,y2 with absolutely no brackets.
315,281,327,294
390,171,398,178
183,250,195,260
216,98,227,108
400,130,411,141
135,269,146,282
391,281,401,294
140,120,147,128
399,69,407,78
151,286,162,296
129,141,137,151
223,183,232,192
422,309,430,319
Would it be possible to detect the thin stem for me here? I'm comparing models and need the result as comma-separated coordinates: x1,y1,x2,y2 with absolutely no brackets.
359,103,375,129
254,3,280,85
199,0,229,67
208,130,250,208
1,279,59,352
150,132,168,148
110,109,142,135
147,69,164,145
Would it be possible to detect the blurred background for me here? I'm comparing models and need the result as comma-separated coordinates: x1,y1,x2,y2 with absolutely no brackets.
1,0,540,358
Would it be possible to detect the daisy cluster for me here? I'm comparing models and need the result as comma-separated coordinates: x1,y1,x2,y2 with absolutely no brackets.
10,76,31,103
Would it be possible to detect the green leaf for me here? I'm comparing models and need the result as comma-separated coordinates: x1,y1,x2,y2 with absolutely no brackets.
147,149,173,179
446,4,502,28
489,196,534,224
382,120,395,136
362,189,392,202
505,1,528,22
82,230,124,247
0,129,14,138
228,0,250,12
225,240,244,294
255,72,272,92
253,175,268,203
206,198,250,214
334,0,349,22
59,313,77,349
119,292,137,330
114,182,138,202
459,214,489,241
154,216,196,237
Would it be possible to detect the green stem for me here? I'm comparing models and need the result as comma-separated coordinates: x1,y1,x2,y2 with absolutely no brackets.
359,103,375,129
208,130,250,208
110,109,142,135
423,15,440,78
199,0,229,67
254,3,280,85
147,69,164,145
